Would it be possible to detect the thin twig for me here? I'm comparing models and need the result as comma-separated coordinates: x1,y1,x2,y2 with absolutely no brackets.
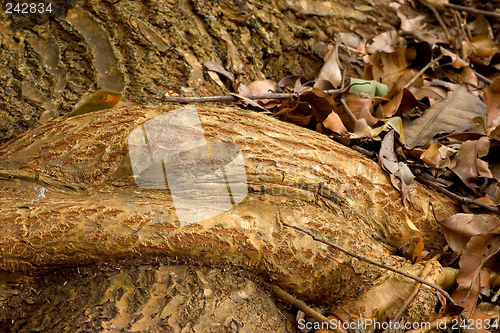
444,3,500,19
416,175,500,214
352,145,375,158
340,96,357,124
474,71,493,85
162,89,342,103
282,223,461,309
271,284,346,333
404,55,443,90
452,9,471,60
417,0,451,42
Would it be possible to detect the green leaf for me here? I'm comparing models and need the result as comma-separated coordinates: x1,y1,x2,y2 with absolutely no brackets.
349,78,388,98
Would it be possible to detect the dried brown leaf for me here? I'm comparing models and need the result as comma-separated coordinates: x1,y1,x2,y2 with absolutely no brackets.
66,90,122,118
485,78,500,128
382,88,427,118
438,213,500,253
463,35,499,66
451,137,492,194
380,130,414,204
203,60,235,82
403,86,488,149
322,111,348,135
316,44,342,88
453,234,500,320
440,47,469,69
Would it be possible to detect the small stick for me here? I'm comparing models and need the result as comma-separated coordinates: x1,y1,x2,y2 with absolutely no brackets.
416,175,500,214
417,0,451,42
340,96,357,124
444,3,500,19
162,89,342,103
282,223,461,310
271,285,347,333
474,71,492,85
404,55,443,90
352,145,375,158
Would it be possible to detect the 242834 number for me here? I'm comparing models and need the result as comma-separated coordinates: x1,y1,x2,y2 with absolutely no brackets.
5,3,53,14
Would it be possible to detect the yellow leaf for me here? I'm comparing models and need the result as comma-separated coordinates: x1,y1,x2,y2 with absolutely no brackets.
65,89,123,118
406,216,424,263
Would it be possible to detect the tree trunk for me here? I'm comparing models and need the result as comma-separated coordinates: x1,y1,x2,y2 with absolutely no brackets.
0,105,458,330
0,1,459,331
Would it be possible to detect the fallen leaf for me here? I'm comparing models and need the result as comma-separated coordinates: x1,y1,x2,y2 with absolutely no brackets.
438,213,500,253
345,94,380,126
316,44,342,88
379,130,414,204
420,142,455,168
382,88,427,118
463,35,499,66
323,111,348,135
278,75,308,91
451,137,492,194
203,60,235,82
453,234,500,319
406,216,424,263
485,78,500,128
440,47,469,69
371,117,405,143
403,86,488,149
366,30,406,54
246,79,281,95
66,89,123,118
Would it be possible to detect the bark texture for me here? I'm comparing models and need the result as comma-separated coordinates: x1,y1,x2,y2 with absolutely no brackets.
0,104,459,329
0,0,399,144
0,1,459,331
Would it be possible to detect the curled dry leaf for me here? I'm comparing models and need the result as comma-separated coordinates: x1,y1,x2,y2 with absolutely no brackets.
439,47,469,69
451,137,492,194
403,86,488,149
379,130,414,204
406,216,424,263
322,111,348,135
468,15,494,38
246,80,281,95
350,118,372,139
485,78,500,128
397,8,445,45
366,30,406,54
462,35,499,66
371,117,405,143
382,88,427,118
438,213,500,253
316,44,342,88
203,60,235,82
278,75,308,91
345,94,383,127
421,142,455,168
453,234,500,321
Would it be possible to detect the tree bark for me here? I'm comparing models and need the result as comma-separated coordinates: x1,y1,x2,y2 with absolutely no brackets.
0,105,459,330
0,1,459,331
0,0,399,144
